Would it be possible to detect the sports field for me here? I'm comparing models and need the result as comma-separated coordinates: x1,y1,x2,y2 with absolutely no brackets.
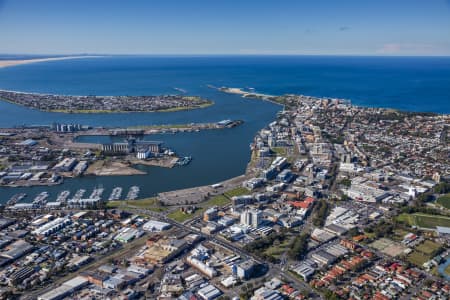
397,213,450,229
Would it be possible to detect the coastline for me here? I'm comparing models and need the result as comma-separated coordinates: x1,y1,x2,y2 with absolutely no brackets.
0,55,102,69
214,86,445,116
0,89,214,113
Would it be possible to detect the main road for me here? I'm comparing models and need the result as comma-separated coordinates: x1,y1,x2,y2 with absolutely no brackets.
130,206,320,298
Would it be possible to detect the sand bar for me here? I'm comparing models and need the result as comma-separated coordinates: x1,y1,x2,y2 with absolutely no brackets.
0,55,101,68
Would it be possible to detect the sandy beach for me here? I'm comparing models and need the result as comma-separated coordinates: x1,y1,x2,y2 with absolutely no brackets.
0,55,100,68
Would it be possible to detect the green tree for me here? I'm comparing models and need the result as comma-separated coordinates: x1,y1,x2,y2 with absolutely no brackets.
288,233,309,260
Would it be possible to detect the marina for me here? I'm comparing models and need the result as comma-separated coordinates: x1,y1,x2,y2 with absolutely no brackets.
32,191,49,206
89,186,104,200
72,189,86,200
126,186,140,200
108,186,123,201
6,193,27,206
56,190,71,203
1,186,145,209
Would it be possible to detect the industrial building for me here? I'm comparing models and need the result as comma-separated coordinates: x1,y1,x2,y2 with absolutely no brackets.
197,284,222,300
52,123,85,133
311,250,337,266
37,276,89,300
32,217,71,237
142,220,171,232
0,240,34,260
102,139,163,157
52,158,78,172
102,142,132,154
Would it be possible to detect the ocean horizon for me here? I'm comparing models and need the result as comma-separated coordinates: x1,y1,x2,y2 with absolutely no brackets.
0,55,449,115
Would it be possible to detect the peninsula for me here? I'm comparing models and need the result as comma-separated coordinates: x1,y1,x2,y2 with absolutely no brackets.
0,89,213,113
0,55,99,68
218,86,275,100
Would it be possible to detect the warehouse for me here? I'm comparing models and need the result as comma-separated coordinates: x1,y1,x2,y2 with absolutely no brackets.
197,284,222,300
142,220,171,232
37,276,88,300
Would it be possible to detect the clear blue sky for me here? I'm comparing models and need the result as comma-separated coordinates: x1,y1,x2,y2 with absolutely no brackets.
1,0,450,55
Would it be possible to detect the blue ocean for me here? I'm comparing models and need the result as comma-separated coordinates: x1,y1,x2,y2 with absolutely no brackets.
0,55,449,203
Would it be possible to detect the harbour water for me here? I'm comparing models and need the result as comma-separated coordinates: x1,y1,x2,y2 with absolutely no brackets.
0,55,449,203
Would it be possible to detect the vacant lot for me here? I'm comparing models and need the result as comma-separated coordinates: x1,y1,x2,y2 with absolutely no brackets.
406,240,443,267
85,160,145,176
370,238,407,257
106,198,167,212
224,186,251,198
407,251,429,266
206,195,231,207
167,193,232,223
167,209,198,223
415,240,442,255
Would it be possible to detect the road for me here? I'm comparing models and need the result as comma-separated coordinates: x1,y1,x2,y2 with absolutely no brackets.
130,206,320,298
23,234,149,300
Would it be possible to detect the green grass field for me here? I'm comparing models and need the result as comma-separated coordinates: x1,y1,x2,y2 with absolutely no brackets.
106,197,167,212
167,210,200,223
205,195,231,206
406,239,443,267
415,240,442,255
407,251,429,267
223,187,251,198
271,147,287,156
436,194,450,209
198,194,231,209
397,213,450,229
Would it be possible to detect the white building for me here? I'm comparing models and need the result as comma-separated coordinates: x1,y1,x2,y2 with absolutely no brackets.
142,220,171,232
240,209,262,228
197,284,222,300
136,148,151,159
52,158,78,172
